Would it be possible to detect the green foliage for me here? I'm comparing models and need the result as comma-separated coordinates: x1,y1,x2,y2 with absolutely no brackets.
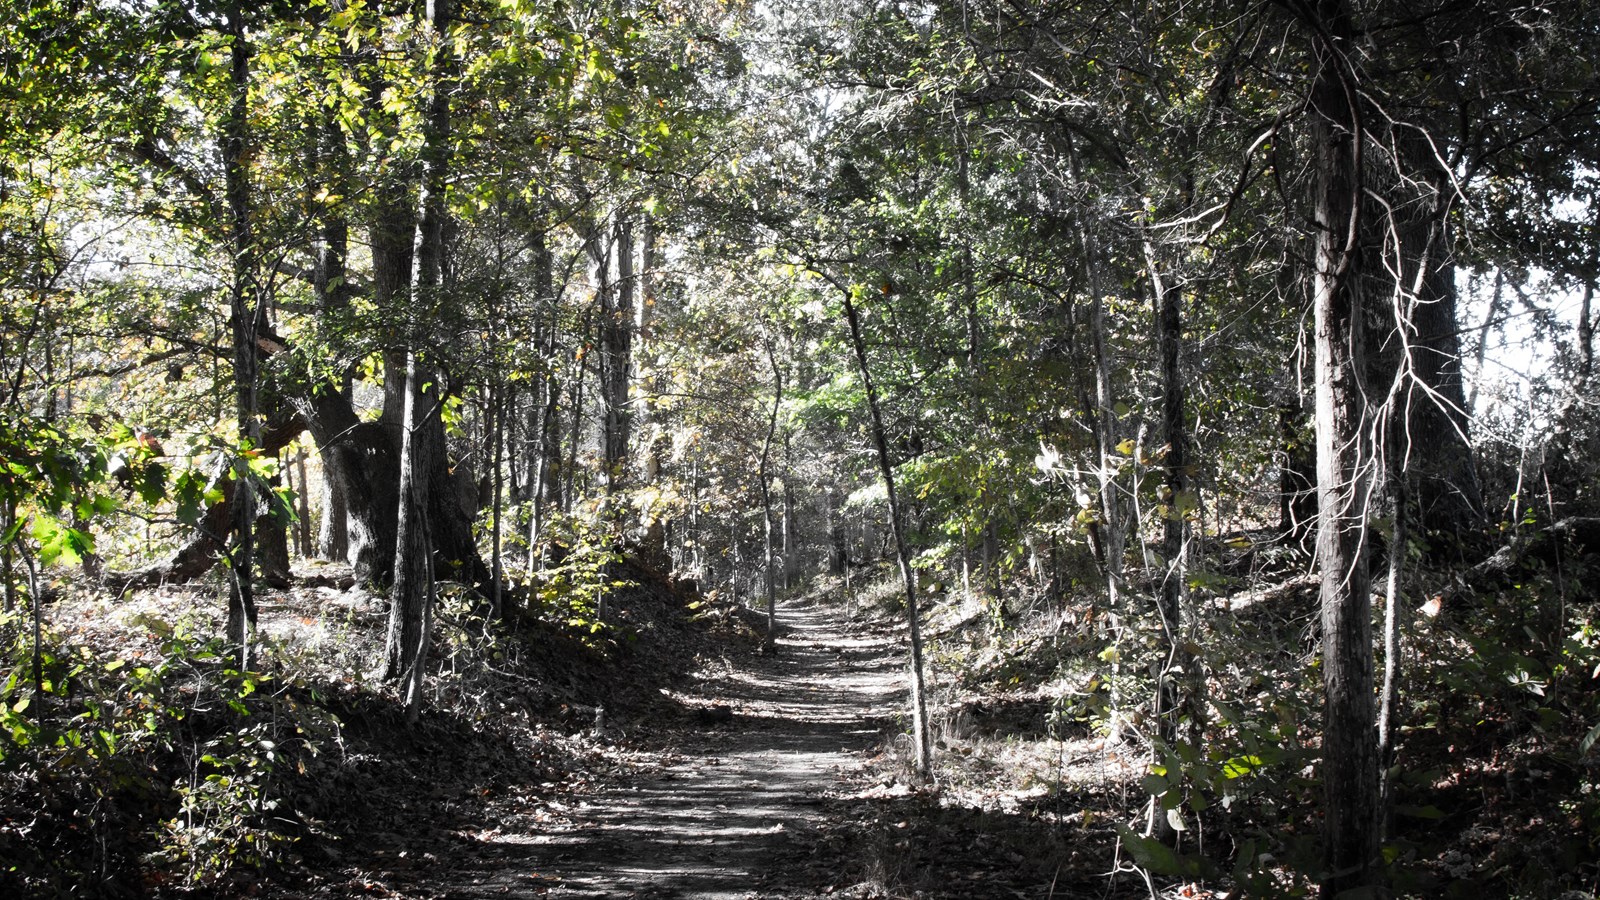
0,614,339,893
530,509,632,644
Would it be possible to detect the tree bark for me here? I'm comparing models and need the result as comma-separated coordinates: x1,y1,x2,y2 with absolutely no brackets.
384,0,453,719
293,446,312,557
1304,1,1380,891
312,117,353,564
1147,241,1193,837
490,384,505,618
1400,147,1482,543
587,217,634,495
565,307,594,510
296,386,400,584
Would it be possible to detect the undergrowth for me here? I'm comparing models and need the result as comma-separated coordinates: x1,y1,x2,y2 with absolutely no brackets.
0,610,340,896
898,532,1600,897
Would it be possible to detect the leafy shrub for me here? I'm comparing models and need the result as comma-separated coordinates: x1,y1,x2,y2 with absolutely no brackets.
531,509,633,643
0,611,339,894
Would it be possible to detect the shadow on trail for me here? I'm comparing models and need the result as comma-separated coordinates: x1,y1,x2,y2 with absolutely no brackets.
429,601,909,899
306,600,1121,900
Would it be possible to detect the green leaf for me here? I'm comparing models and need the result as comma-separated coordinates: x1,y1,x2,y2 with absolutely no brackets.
33,515,91,566
1581,720,1600,757
1222,754,1264,779
1115,825,1210,878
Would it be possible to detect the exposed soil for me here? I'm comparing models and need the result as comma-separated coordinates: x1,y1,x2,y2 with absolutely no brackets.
270,599,903,899
434,600,903,899
261,595,1119,900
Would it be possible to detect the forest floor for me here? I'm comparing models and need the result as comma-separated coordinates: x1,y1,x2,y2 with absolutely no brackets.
263,589,1142,900
16,554,1590,898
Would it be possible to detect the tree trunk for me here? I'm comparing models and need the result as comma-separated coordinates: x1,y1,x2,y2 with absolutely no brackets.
255,506,292,588
781,435,794,591
839,283,932,780
384,0,453,720
296,387,399,583
310,112,353,564
1377,426,1407,841
827,487,847,575
385,348,437,714
587,217,634,495
565,308,593,511
222,1,258,668
759,338,783,649
293,446,312,558
1400,147,1482,544
635,214,659,482
1304,1,1380,890
490,384,505,618
317,472,350,562
1147,242,1192,836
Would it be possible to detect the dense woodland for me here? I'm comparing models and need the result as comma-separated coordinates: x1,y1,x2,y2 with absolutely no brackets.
3,0,1600,896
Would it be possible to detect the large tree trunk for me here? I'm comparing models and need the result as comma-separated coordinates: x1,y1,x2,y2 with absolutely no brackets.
385,0,454,718
296,387,401,584
317,474,350,563
1403,169,1483,543
1304,0,1380,891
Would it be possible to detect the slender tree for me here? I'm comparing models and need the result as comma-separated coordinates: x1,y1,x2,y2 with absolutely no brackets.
221,0,261,667
837,278,933,779
759,329,783,649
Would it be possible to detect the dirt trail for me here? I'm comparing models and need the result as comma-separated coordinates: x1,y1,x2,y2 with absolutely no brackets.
431,599,906,899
